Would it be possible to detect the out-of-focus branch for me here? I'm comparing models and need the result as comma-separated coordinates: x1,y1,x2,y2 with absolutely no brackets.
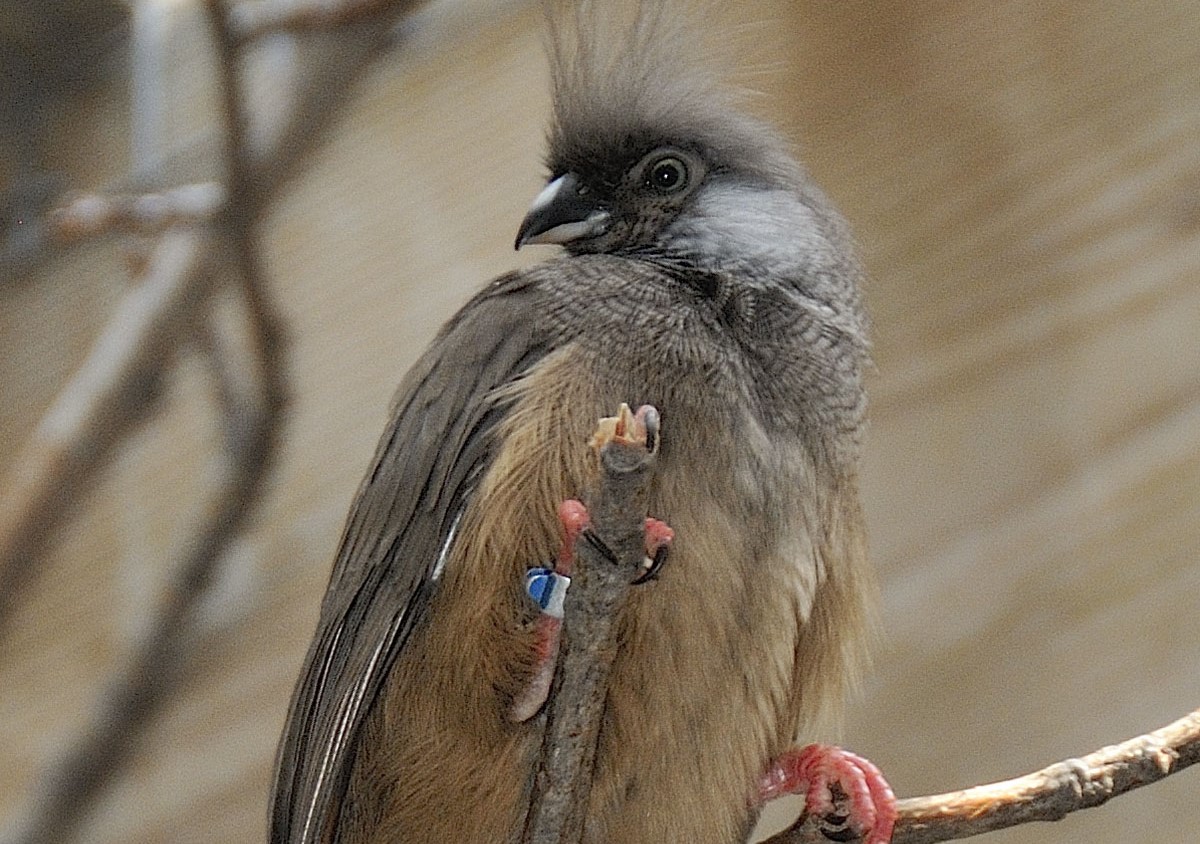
8,355,278,844
207,0,288,422
130,0,172,181
762,707,1200,844
230,0,408,41
6,2,291,841
240,1,425,192
2,1,504,842
1,0,428,623
4,1,424,280
50,184,226,241
0,228,212,629
1,0,315,839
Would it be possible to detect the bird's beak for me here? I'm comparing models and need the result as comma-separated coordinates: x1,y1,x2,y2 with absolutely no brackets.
514,173,610,249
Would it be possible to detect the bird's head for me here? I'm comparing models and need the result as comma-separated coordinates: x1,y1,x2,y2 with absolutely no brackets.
515,1,857,299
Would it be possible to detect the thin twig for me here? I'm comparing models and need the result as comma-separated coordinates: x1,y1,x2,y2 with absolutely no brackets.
241,6,422,191
2,0,417,820
522,406,661,844
129,0,172,183
761,707,1200,844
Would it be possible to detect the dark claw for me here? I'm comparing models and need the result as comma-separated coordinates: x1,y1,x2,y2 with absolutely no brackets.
638,405,660,453
580,529,619,564
631,544,669,585
820,826,859,843
818,784,856,843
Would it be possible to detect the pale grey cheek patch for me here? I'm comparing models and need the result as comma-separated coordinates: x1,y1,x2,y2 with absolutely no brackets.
664,186,820,275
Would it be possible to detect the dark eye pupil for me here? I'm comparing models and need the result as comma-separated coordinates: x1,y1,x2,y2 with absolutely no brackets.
650,158,685,191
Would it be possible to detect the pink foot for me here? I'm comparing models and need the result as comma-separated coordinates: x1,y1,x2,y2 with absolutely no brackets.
758,744,896,844
634,516,674,582
555,499,591,575
509,501,587,721
509,499,672,722
558,498,674,582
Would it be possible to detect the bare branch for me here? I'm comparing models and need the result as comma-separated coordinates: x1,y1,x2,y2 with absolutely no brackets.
7,396,276,844
523,406,661,844
50,184,226,241
230,0,413,42
0,228,212,628
761,707,1200,844
129,0,173,182
2,2,294,839
239,13,418,193
207,0,289,421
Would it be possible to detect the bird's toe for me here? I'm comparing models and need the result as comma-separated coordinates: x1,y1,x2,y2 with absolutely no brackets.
758,744,896,844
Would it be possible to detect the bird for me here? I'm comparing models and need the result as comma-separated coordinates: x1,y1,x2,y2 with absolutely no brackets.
270,3,894,843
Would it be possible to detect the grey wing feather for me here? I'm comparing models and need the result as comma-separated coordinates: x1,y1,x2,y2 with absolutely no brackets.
270,273,548,844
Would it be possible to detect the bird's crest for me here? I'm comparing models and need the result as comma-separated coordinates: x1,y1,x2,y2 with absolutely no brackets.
543,0,799,184
546,0,729,137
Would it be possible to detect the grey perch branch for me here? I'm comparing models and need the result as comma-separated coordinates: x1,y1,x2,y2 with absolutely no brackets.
763,706,1200,844
522,405,661,844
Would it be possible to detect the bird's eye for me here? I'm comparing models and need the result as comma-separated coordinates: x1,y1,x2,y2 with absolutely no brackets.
646,157,689,193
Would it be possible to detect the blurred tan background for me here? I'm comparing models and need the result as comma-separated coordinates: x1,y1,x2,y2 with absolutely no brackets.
2,1,1199,843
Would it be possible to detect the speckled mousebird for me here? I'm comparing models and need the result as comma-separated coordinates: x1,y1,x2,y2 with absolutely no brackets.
270,3,896,842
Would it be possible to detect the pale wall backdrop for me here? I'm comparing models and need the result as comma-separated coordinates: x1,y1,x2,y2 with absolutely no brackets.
2,2,1199,843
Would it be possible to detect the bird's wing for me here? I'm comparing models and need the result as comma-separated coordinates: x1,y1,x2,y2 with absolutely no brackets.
270,272,548,844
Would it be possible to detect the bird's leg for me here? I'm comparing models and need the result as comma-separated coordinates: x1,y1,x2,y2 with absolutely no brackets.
509,404,673,722
509,500,673,722
757,744,896,844
509,500,585,723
